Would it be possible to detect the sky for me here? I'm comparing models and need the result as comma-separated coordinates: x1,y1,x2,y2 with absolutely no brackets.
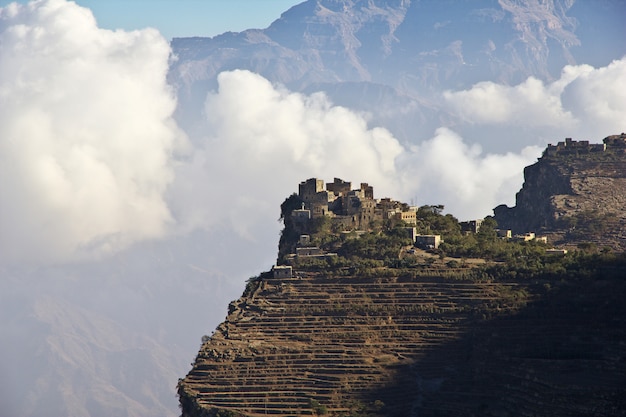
0,0,304,39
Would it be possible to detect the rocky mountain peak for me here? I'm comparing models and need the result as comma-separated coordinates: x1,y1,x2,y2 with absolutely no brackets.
169,0,592,98
167,0,621,143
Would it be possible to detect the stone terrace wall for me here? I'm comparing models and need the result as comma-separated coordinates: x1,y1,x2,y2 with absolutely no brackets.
178,271,626,416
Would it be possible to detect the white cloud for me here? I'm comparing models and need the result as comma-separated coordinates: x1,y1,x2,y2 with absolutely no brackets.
443,57,626,139
0,0,184,264
561,58,626,136
0,0,562,266
4,2,621,266
443,76,575,126
168,70,539,238
170,69,406,238
397,128,541,218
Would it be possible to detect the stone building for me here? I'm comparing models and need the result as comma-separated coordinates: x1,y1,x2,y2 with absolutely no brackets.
298,235,311,246
415,235,441,249
326,178,351,197
272,265,293,278
496,229,512,238
393,210,417,225
298,178,325,202
544,137,606,157
296,247,323,257
297,177,417,231
291,204,311,221
460,219,483,234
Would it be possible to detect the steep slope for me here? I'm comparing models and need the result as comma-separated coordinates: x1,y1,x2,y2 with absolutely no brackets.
179,268,626,416
170,0,592,95
179,172,626,416
178,271,524,416
494,134,626,250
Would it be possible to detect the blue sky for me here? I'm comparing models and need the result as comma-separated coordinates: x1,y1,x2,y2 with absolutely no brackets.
0,0,304,39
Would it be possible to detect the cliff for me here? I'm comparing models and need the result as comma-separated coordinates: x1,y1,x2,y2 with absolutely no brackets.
494,134,626,250
178,169,626,416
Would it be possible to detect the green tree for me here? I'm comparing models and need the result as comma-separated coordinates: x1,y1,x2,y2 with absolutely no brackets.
477,217,498,242
279,193,304,220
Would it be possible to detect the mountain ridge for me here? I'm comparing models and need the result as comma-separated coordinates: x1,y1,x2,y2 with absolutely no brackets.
168,0,626,145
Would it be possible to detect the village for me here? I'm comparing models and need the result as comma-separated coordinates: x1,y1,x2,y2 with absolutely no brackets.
273,177,560,278
543,133,626,157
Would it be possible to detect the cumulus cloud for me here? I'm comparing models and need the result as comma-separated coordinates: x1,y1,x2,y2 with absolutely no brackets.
443,76,575,126
7,0,610,266
397,128,541,218
170,69,406,238
443,57,626,139
0,0,183,264
561,58,626,135
0,0,551,267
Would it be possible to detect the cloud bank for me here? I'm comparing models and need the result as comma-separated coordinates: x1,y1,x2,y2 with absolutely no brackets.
444,58,626,139
170,70,406,237
0,0,183,264
169,70,540,238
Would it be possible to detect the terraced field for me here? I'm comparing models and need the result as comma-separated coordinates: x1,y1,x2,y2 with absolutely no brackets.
178,269,626,416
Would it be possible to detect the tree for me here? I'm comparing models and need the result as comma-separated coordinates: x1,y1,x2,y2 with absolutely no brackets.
279,193,303,221
477,217,498,242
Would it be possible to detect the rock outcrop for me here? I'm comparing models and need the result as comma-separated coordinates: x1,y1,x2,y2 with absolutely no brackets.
178,157,626,416
494,134,626,250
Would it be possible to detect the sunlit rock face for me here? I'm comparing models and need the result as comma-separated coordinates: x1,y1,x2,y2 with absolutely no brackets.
495,133,626,250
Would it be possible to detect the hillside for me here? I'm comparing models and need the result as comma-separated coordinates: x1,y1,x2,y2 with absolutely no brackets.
178,168,626,416
178,265,626,417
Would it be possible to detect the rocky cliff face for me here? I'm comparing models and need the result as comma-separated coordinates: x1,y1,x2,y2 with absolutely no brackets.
494,134,626,250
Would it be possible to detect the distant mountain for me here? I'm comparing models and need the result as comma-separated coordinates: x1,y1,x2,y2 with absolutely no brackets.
0,294,179,417
168,0,626,140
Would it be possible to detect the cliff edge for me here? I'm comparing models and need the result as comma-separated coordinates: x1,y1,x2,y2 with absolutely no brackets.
178,168,626,416
494,133,626,251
